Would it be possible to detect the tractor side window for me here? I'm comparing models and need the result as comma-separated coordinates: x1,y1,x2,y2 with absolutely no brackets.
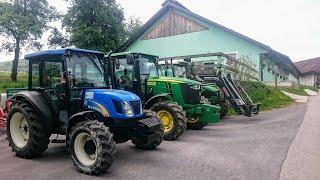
115,58,134,90
31,63,40,88
44,61,64,88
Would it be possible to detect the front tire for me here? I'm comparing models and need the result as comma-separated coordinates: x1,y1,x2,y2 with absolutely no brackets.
7,101,50,158
219,101,228,119
68,120,116,175
132,110,164,150
151,102,187,141
187,117,207,130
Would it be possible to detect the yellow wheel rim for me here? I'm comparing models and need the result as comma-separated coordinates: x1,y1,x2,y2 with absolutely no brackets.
188,116,200,123
157,110,174,133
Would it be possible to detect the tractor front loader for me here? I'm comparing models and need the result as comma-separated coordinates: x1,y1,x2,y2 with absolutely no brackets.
5,48,163,175
159,52,261,118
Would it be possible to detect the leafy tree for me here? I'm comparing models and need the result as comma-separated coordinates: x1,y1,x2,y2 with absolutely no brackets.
125,16,143,40
47,27,69,49
63,0,125,52
0,0,57,81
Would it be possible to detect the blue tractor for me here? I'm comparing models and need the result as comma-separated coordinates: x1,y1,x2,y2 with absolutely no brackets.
6,48,163,175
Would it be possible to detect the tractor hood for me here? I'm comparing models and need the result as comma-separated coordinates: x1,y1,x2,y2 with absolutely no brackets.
203,84,219,92
149,76,201,86
83,89,142,119
86,89,140,102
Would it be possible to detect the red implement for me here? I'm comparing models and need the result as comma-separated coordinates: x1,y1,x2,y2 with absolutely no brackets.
0,107,6,128
0,99,10,128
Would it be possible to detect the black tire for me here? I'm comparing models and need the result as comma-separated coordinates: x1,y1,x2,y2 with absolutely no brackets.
219,101,229,119
187,117,207,130
68,120,116,175
7,101,50,159
132,110,164,150
151,102,187,141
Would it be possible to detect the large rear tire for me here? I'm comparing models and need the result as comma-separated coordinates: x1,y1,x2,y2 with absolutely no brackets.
68,120,116,175
7,101,50,158
151,102,187,141
132,110,164,150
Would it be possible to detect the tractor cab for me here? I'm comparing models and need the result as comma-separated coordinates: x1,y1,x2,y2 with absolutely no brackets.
108,52,159,102
24,48,109,121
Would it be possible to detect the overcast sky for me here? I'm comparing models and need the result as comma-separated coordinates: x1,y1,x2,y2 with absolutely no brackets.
1,0,319,62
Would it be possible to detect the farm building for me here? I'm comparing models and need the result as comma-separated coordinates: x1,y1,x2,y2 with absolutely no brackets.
295,57,320,87
118,0,299,84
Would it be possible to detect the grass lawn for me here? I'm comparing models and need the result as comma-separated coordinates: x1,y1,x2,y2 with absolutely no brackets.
0,72,28,93
226,81,294,116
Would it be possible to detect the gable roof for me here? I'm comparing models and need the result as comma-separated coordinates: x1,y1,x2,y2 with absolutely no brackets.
118,0,300,77
294,57,320,74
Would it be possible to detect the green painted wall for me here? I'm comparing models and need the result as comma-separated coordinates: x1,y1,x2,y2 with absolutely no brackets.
125,10,297,82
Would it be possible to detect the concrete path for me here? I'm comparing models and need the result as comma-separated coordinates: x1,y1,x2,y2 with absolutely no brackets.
305,89,318,96
281,91,308,103
279,95,320,180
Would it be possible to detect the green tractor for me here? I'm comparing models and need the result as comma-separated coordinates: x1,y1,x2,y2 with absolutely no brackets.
107,52,221,140
6,48,163,175
158,60,228,118
159,52,261,118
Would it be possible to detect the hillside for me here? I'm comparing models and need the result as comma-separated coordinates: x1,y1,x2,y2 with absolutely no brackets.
0,60,28,73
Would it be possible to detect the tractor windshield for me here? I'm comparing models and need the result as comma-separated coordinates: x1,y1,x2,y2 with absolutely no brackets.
67,53,106,88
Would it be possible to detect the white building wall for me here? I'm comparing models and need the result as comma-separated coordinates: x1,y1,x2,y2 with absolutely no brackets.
299,74,315,86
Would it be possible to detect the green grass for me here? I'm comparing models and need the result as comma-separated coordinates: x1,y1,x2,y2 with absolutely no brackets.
226,81,294,116
240,81,294,111
0,72,28,93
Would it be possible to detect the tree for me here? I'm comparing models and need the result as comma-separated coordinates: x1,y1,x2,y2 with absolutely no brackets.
0,0,57,81
125,16,143,40
47,27,69,49
63,0,125,53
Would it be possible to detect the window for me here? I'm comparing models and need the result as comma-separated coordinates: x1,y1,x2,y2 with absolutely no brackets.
44,61,63,88
67,53,106,88
31,63,40,88
114,58,134,90
138,57,158,81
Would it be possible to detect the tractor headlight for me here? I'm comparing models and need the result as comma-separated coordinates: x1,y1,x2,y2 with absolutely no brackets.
123,101,134,117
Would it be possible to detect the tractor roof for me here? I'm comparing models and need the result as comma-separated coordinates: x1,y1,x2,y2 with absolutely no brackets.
24,48,104,61
111,51,158,59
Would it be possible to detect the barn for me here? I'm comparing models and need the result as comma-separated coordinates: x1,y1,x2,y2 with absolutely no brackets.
295,57,320,87
118,0,299,84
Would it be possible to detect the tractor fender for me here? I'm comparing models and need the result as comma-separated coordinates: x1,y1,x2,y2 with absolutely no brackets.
11,91,56,134
66,111,95,135
144,93,172,109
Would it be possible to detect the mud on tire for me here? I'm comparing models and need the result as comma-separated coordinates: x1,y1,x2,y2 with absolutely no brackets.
68,120,116,175
7,100,50,159
151,102,187,141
